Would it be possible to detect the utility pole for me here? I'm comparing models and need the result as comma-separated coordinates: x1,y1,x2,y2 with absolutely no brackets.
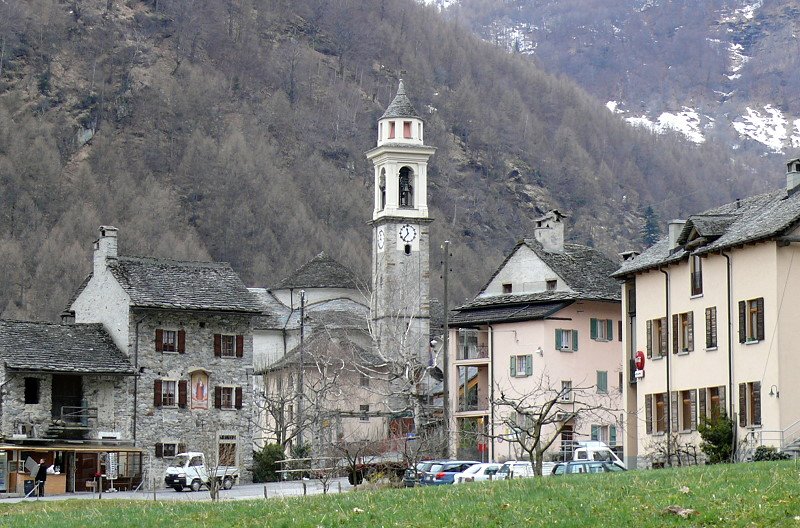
441,241,451,458
297,289,306,447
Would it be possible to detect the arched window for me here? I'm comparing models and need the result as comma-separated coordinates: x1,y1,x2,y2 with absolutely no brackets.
379,169,386,210
399,167,414,208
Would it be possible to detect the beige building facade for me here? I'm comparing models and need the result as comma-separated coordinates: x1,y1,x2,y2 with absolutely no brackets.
615,158,800,468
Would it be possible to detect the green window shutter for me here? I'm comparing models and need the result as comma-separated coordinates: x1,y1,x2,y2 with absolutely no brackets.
591,425,599,441
672,314,679,354
646,320,653,358
610,425,617,446
719,386,727,418
738,301,746,343
670,391,679,433
597,371,608,393
525,355,533,376
645,394,653,434
590,318,598,340
555,329,561,349
698,388,707,424
510,356,517,377
690,389,697,430
606,319,613,341
752,382,761,426
738,383,747,427
755,298,765,341
687,311,694,352
572,330,578,351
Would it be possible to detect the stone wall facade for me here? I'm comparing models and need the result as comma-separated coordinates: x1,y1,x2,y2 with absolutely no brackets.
129,309,256,484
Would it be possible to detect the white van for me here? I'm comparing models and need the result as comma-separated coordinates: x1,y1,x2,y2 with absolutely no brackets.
495,460,534,480
572,441,625,469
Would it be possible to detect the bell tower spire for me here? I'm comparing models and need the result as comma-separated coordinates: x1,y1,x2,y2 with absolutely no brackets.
366,80,436,365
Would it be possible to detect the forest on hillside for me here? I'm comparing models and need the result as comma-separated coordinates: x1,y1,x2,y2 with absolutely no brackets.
0,0,770,320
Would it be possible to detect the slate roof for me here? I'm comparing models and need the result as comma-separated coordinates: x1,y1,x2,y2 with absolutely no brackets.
450,301,573,326
0,320,134,374
272,252,362,291
262,327,378,372
476,239,621,301
104,256,262,312
380,80,421,120
613,187,800,278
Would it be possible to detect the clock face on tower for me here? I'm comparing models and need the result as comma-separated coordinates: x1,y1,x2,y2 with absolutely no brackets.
377,228,385,249
399,224,417,243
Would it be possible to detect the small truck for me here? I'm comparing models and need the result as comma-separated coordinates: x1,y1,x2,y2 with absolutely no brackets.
164,452,240,492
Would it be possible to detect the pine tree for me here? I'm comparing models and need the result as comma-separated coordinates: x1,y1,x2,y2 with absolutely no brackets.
641,206,661,247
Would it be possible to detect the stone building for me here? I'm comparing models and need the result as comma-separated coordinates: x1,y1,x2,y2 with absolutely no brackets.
0,320,135,494
65,226,262,483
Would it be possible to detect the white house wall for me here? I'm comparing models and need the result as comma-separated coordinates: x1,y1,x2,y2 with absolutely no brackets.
480,245,571,297
70,269,131,353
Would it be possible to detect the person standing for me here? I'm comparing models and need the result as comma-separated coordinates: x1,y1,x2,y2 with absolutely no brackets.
35,458,49,497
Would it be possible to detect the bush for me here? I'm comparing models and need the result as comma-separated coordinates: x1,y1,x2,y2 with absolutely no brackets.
698,413,734,464
752,446,790,462
252,444,286,483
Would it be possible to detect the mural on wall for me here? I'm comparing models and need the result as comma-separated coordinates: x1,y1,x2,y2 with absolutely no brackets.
191,370,209,410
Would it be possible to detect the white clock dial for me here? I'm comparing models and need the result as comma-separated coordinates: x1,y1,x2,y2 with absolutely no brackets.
399,224,417,243
377,228,385,249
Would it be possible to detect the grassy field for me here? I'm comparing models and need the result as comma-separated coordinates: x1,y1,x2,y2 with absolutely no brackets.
1,461,799,527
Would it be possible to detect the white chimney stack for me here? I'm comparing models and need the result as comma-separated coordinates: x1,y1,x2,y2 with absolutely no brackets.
667,220,686,252
533,210,566,253
786,158,800,192
94,225,118,275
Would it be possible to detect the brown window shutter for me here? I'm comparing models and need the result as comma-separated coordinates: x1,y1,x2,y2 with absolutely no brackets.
755,298,765,341
178,380,188,408
670,391,679,433
738,301,746,343
687,311,694,352
155,329,163,352
178,330,186,354
236,335,244,358
155,443,163,458
645,394,653,434
214,386,222,409
235,386,243,409
178,443,186,454
738,383,747,427
646,320,652,358
214,334,222,357
659,317,668,356
698,388,706,423
672,314,679,354
154,379,163,407
752,382,761,426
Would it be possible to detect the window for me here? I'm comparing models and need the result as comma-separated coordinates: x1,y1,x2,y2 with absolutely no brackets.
379,169,386,210
360,373,370,388
738,298,764,343
555,329,578,352
596,371,608,393
360,404,370,421
156,329,185,353
214,385,243,410
154,441,184,458
162,380,177,406
738,382,761,427
645,393,668,434
399,167,414,208
220,387,234,410
214,334,243,358
502,283,512,294
690,255,703,295
388,121,395,139
457,328,480,359
677,389,697,431
218,433,238,466
546,279,557,291
509,354,533,377
705,307,718,349
162,442,177,458
403,121,412,139
672,312,694,353
646,318,667,358
24,378,40,405
699,385,726,422
590,319,613,341
590,425,616,445
154,379,187,407
560,425,574,459
559,380,572,402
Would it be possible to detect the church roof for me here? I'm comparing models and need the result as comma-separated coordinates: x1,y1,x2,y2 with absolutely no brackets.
272,252,362,290
0,320,134,374
380,80,421,120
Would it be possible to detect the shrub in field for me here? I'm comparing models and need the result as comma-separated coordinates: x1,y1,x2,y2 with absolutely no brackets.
752,446,790,462
698,413,734,464
253,444,286,482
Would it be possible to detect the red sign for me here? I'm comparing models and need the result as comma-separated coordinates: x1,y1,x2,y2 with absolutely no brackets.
635,350,646,371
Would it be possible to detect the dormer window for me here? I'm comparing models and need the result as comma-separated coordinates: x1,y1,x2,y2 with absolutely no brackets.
399,167,414,208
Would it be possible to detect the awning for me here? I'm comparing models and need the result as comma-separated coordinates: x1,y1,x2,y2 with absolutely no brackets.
0,444,142,453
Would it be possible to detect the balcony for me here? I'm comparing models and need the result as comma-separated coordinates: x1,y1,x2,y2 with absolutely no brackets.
456,344,489,361
457,395,489,413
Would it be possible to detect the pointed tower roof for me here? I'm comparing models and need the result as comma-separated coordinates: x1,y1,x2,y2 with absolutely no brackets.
380,79,421,119
272,252,361,290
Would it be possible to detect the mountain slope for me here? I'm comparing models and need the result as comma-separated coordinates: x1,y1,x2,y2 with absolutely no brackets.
0,0,765,320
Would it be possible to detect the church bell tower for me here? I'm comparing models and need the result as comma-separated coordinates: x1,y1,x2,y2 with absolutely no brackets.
366,80,435,362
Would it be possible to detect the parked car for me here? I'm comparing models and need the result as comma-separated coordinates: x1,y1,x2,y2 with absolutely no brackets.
453,463,501,484
495,460,535,480
550,460,626,476
403,460,443,488
421,461,480,485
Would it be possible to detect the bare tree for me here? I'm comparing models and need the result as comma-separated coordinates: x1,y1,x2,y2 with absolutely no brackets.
491,374,619,475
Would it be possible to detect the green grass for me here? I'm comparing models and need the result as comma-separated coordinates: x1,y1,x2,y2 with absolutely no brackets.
2,461,800,527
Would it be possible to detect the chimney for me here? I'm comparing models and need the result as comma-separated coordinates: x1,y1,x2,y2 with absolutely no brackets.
94,225,118,275
533,210,566,253
786,158,800,192
620,250,640,262
667,220,686,252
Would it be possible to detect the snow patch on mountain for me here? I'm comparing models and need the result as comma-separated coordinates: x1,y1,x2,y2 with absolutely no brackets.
732,105,795,153
621,107,709,144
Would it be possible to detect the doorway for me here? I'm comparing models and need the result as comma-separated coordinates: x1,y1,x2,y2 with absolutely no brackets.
52,375,83,423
